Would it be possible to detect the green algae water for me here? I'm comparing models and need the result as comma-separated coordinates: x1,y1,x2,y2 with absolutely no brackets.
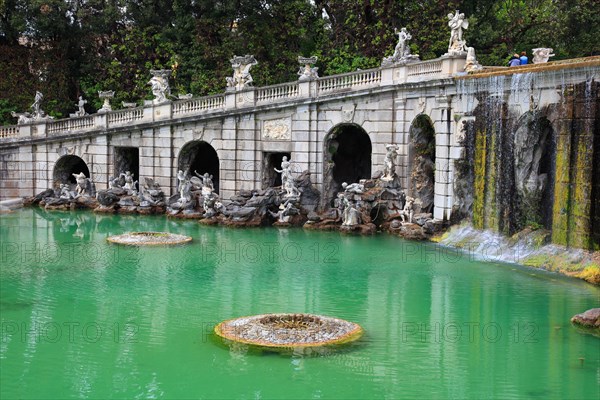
1,209,598,399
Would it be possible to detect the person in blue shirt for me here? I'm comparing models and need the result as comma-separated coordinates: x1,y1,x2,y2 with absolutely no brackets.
508,54,520,67
519,51,528,65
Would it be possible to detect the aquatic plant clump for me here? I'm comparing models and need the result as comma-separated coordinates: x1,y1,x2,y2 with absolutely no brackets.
106,231,192,245
214,313,363,349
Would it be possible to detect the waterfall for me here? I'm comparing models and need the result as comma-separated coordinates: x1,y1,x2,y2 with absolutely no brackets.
437,223,594,278
453,65,599,250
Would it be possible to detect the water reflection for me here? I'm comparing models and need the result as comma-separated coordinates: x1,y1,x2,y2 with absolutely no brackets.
0,209,598,399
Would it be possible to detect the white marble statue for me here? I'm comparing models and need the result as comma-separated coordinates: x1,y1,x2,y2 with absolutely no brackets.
11,111,33,125
108,175,122,189
395,28,411,59
75,96,88,117
532,48,555,64
383,144,399,180
149,69,172,103
283,179,300,198
298,56,319,81
98,91,114,113
342,181,365,194
195,171,215,195
399,196,415,224
31,91,44,117
382,28,420,66
226,55,258,90
447,10,469,54
12,92,53,123
342,197,361,227
464,47,483,72
270,200,297,223
274,156,299,198
73,172,89,197
120,171,136,193
203,191,219,217
59,184,73,200
177,170,187,200
274,156,293,187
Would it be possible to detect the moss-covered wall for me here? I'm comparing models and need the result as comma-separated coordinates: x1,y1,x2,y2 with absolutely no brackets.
471,97,510,233
592,85,600,250
464,80,598,250
473,126,487,229
551,82,598,249
483,126,499,231
551,121,572,245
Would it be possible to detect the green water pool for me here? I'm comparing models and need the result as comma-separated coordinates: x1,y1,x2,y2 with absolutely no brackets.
1,209,598,399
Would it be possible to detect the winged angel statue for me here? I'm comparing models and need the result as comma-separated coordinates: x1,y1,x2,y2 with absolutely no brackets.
447,10,469,54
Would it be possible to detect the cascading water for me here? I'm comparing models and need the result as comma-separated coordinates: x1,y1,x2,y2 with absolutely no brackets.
437,222,597,283
452,65,599,258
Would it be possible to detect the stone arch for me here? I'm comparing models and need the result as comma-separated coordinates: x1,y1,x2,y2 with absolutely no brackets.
322,123,372,207
408,114,435,214
53,155,90,188
113,147,139,183
178,140,220,193
513,112,556,230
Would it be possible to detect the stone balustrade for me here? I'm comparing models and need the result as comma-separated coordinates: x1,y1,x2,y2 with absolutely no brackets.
107,107,144,126
172,94,225,116
256,82,299,105
0,125,18,139
47,115,94,134
0,55,467,140
5,55,595,141
407,59,444,80
318,68,381,93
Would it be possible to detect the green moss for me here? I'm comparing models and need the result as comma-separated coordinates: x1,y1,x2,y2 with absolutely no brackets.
575,264,600,285
523,253,600,285
570,135,594,249
552,132,571,245
430,231,449,243
473,130,487,229
522,254,552,268
484,130,498,231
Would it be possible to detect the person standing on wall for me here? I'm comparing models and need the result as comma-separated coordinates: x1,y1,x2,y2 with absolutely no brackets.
508,54,521,67
519,51,528,65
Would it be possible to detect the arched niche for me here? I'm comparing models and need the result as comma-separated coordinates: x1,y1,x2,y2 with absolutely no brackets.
113,147,139,183
408,114,436,213
53,155,90,188
323,123,372,207
178,140,220,193
513,112,555,230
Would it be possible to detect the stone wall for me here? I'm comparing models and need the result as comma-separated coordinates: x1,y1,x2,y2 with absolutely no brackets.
452,72,599,250
1,57,598,249
551,81,599,249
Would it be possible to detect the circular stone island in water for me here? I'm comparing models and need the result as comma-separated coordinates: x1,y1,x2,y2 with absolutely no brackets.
107,231,192,246
214,313,363,352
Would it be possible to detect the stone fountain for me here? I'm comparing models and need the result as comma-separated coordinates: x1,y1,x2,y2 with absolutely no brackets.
214,313,363,354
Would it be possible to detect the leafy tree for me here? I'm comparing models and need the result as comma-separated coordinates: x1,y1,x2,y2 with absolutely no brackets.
0,0,597,125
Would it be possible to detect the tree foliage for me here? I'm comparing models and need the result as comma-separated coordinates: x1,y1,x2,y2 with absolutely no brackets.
1,0,598,125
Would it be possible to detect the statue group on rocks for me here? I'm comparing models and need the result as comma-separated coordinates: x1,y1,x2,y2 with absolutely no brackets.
25,142,441,238
20,9,496,236
168,169,222,220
